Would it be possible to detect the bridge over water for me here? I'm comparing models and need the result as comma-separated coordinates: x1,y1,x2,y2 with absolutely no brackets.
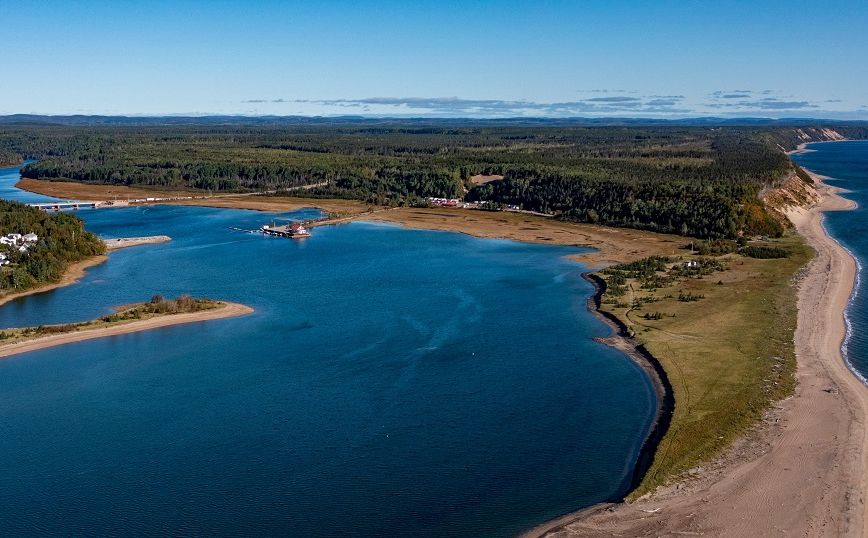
29,201,102,210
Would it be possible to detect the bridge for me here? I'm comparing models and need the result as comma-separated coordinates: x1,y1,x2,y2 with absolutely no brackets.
26,183,326,212
29,201,102,210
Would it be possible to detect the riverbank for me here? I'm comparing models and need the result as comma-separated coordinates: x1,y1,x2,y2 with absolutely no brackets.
0,255,108,308
532,173,867,537
0,235,172,307
0,301,253,359
15,177,693,266
15,178,375,216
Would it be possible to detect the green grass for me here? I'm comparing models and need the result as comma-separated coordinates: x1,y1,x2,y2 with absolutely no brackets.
599,234,812,499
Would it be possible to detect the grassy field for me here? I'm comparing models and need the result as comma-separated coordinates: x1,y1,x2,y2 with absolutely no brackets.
598,234,811,498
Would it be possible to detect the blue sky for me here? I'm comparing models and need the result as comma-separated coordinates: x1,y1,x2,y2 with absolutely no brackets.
2,0,867,118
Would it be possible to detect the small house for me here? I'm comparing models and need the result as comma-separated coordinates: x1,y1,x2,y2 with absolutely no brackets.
290,223,309,235
683,260,700,269
23,233,38,243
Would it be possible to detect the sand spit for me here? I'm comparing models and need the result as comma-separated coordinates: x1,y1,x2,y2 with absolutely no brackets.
528,174,867,537
0,302,253,359
103,235,172,250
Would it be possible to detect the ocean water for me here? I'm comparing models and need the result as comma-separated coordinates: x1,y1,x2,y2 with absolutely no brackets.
0,166,656,536
793,141,868,383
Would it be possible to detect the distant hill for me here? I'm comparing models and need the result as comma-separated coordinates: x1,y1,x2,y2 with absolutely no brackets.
1,114,867,128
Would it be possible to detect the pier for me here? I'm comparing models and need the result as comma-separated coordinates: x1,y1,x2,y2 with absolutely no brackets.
260,222,311,238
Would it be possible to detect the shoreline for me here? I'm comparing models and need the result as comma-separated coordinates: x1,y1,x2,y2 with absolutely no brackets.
519,273,675,538
13,162,868,535
0,236,172,308
13,177,694,267
530,172,868,537
581,273,675,497
0,255,108,308
0,301,253,359
788,139,845,155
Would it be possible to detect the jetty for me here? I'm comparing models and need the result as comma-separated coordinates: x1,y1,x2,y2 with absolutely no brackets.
103,236,172,250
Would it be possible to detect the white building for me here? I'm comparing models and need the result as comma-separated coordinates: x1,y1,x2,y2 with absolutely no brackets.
23,233,38,243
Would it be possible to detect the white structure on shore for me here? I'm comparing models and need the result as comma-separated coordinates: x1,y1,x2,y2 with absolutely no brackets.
0,232,38,256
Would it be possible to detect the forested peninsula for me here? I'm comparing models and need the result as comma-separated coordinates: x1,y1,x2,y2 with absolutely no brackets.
0,200,105,292
4,121,867,239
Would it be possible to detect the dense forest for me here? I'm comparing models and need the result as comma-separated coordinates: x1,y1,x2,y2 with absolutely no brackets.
2,120,866,239
0,148,22,167
0,201,105,291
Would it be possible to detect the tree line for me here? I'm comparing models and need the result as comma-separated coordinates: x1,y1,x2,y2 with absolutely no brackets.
0,201,105,291
2,122,866,238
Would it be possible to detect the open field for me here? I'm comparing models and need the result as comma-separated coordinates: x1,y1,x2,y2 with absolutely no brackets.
365,207,693,267
16,178,377,215
597,235,810,498
15,178,193,200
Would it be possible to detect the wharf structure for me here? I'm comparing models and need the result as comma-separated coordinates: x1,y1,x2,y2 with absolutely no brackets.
260,222,311,238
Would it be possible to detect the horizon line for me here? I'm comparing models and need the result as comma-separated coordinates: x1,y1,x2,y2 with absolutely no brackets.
2,113,868,124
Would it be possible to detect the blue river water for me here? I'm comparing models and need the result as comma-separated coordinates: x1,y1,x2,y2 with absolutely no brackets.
0,164,656,536
793,141,868,383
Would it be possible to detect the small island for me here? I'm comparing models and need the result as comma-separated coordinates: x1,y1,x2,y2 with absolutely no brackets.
0,295,253,359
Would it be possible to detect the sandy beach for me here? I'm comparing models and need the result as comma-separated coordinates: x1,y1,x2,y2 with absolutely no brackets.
0,301,253,359
529,174,868,537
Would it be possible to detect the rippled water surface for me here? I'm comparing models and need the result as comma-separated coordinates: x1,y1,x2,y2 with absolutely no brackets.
0,165,656,536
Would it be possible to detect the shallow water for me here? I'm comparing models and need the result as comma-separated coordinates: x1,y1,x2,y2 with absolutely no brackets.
0,166,656,536
793,141,868,384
